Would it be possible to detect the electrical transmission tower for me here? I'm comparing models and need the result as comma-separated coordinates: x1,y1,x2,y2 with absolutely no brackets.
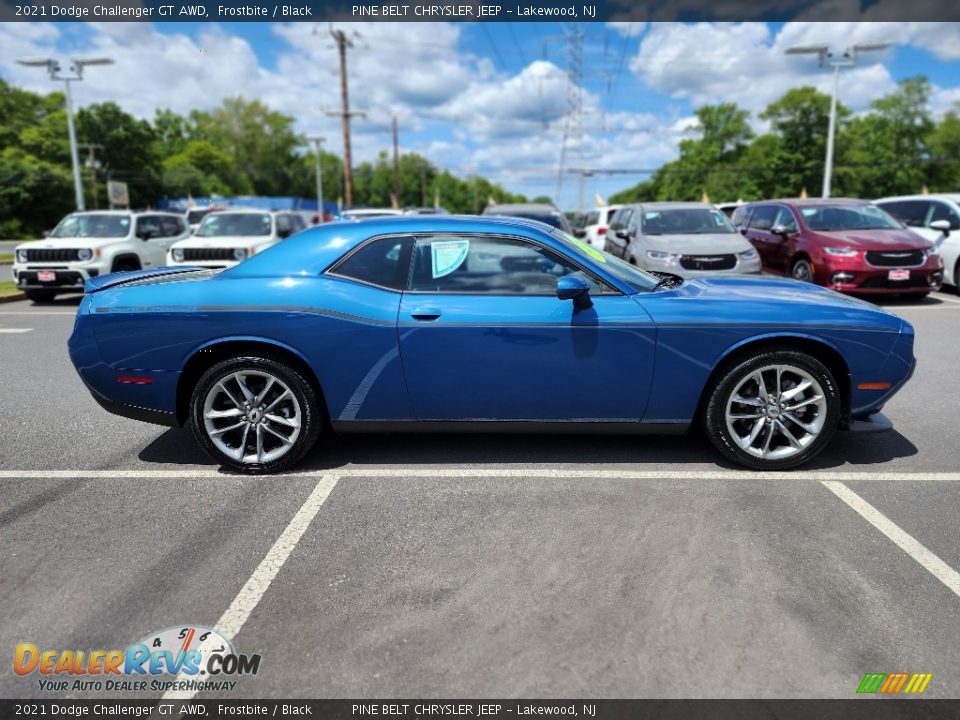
555,23,585,211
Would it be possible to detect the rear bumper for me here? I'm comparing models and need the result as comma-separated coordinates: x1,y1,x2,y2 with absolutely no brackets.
88,384,181,428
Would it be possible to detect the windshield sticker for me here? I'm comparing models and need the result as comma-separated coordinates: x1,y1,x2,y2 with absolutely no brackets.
569,236,606,263
431,240,470,278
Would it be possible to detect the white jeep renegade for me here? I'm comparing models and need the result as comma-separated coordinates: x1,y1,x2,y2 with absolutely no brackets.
12,210,190,303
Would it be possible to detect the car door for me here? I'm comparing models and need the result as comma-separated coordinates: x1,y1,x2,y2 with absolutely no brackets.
743,205,779,272
769,205,800,272
134,215,169,268
606,208,633,258
159,216,188,265
396,233,656,422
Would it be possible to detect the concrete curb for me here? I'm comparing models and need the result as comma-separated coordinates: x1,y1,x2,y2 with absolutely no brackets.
0,292,27,304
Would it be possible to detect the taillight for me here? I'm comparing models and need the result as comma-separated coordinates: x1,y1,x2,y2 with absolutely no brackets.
597,227,607,235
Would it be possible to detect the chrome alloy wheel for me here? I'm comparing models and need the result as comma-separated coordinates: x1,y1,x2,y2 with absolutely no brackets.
724,364,827,461
202,370,302,464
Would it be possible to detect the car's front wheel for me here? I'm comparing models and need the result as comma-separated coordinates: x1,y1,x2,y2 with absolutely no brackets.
190,356,322,473
704,349,840,470
791,259,814,283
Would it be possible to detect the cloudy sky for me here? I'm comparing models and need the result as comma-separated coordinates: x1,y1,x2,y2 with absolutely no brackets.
2,21,959,208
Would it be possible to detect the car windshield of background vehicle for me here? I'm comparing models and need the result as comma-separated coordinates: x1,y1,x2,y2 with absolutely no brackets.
551,230,659,292
801,204,903,231
195,213,272,237
641,209,737,235
510,212,568,231
50,214,129,238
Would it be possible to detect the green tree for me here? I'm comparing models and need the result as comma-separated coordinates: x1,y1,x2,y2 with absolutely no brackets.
928,106,960,191
0,147,73,237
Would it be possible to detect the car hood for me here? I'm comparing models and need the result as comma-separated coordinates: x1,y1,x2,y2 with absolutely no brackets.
15,237,129,250
645,232,752,254
810,227,932,249
171,235,273,248
640,275,903,332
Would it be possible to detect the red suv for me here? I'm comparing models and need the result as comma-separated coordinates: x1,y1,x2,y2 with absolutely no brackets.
735,199,943,297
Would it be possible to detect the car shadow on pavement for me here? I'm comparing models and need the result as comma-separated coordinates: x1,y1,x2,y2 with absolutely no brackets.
137,425,919,473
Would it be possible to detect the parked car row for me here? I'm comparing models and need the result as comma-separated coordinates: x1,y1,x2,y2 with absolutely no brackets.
10,194,959,303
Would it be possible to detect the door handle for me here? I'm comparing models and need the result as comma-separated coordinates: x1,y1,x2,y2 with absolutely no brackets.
410,308,442,321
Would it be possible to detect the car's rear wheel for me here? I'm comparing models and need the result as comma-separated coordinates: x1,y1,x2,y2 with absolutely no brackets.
704,349,840,470
25,289,57,303
791,259,814,283
190,356,321,473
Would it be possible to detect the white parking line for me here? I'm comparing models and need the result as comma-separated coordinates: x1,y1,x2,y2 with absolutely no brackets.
0,311,76,315
2,468,960,481
822,481,960,599
934,293,960,305
0,328,32,333
163,473,340,700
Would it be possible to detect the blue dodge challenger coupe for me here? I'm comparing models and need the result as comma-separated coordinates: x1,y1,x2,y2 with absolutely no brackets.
68,215,915,473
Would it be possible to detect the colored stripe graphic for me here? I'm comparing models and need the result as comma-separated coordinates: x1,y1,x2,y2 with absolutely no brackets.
857,672,932,694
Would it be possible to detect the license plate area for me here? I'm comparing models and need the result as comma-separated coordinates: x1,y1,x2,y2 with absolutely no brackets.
37,271,57,283
888,269,910,282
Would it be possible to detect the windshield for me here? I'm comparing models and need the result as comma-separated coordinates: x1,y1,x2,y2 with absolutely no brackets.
552,230,660,292
508,212,570,232
196,213,272,237
641,208,736,235
50,213,130,238
800,204,903,231
187,209,211,224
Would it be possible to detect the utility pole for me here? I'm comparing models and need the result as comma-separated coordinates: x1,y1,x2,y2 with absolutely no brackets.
556,24,585,211
785,41,891,198
306,134,325,222
79,144,103,209
391,115,400,209
16,56,114,211
326,28,366,209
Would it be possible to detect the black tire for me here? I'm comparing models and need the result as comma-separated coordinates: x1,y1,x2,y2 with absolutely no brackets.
112,262,139,273
954,259,960,295
190,355,322,473
791,258,814,283
703,348,841,470
25,289,57,303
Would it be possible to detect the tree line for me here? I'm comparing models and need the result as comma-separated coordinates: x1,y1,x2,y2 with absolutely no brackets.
610,77,960,205
0,81,525,237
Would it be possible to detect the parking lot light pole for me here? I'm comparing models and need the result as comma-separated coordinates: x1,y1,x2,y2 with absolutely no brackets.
307,134,326,221
785,42,891,199
16,56,114,212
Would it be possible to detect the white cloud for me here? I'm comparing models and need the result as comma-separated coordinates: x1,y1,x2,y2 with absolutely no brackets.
607,22,648,38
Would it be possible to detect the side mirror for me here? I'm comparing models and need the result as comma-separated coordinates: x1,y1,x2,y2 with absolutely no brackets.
739,227,748,236
556,276,593,310
930,219,951,237
770,224,792,238
138,230,157,240
615,228,630,240
573,228,587,239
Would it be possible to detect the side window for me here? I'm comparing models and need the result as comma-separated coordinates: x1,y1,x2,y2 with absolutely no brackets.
881,200,929,228
160,217,183,237
289,214,306,232
748,206,777,231
331,236,414,290
136,216,162,239
731,205,751,228
773,207,798,233
276,215,291,238
929,202,960,230
409,235,605,295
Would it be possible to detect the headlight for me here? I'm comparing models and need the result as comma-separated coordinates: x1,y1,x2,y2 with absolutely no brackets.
233,248,248,261
738,249,759,260
171,248,185,262
16,249,28,263
646,250,678,262
77,248,92,261
824,246,859,257
925,245,940,257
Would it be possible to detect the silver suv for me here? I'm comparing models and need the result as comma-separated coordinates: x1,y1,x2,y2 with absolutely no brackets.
13,210,190,303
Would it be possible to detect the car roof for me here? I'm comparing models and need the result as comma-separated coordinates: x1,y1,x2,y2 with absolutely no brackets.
226,214,574,280
631,201,715,211
483,203,561,214
65,210,183,217
745,198,872,207
875,194,960,203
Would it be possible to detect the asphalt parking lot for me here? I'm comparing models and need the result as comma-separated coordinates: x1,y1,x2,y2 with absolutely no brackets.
1,290,959,700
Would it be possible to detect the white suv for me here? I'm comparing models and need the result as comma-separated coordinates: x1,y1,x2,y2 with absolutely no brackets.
166,209,307,269
581,205,623,250
12,210,190,303
875,194,960,289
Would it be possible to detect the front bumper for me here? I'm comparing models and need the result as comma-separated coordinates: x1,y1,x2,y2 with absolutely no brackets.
644,257,761,278
818,257,943,294
13,262,108,291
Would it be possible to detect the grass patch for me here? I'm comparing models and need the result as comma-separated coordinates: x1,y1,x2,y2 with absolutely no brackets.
0,254,12,264
0,281,22,297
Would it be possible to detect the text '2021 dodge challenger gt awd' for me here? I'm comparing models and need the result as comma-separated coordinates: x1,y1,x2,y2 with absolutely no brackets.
68,215,915,472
